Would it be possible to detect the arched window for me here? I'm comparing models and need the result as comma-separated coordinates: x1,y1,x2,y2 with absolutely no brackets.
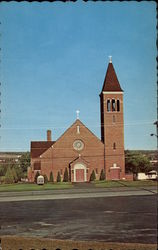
112,99,116,111
117,100,120,112
113,163,117,168
113,143,116,150
107,99,111,112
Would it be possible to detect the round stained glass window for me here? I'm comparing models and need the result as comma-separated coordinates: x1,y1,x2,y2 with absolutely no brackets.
73,140,84,151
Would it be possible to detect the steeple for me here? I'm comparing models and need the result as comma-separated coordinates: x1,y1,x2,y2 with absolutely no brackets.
102,59,123,92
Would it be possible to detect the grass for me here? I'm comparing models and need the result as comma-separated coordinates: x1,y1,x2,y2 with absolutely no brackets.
0,182,73,192
0,180,157,192
94,180,157,188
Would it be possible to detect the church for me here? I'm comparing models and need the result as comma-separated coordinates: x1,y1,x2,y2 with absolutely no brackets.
28,58,128,182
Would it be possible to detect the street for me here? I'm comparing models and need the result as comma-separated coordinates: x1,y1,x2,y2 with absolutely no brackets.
0,192,157,244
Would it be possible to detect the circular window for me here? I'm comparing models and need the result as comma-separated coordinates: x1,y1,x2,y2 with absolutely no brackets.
73,140,84,151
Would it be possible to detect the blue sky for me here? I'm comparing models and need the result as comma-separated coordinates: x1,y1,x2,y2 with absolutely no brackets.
0,2,157,151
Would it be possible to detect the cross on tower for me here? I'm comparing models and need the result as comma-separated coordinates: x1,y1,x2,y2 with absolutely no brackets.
76,110,80,120
109,55,112,63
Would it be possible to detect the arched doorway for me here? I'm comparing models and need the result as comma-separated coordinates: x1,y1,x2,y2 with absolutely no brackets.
74,163,87,182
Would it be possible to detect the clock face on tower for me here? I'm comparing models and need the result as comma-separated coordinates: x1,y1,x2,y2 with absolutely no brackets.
73,140,84,151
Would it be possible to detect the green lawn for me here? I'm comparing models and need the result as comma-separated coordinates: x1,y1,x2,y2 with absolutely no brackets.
0,182,73,192
94,180,157,188
0,180,157,192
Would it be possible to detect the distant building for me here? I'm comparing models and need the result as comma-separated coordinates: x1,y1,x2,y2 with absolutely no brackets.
28,59,126,182
0,152,22,164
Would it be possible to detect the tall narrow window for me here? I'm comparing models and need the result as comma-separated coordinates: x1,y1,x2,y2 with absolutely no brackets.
113,142,116,150
112,99,116,111
107,100,111,112
112,115,116,123
77,125,80,134
117,100,120,112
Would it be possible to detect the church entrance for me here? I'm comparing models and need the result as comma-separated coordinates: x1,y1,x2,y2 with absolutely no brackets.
74,163,87,182
110,168,120,180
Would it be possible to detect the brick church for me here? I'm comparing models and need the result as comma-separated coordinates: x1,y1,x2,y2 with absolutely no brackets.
28,58,126,182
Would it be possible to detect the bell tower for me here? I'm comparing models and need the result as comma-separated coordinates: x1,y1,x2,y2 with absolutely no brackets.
100,57,125,180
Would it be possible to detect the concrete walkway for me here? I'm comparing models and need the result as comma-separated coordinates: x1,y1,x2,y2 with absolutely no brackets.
0,186,157,202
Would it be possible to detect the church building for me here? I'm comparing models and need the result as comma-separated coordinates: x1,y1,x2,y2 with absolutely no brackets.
28,58,126,182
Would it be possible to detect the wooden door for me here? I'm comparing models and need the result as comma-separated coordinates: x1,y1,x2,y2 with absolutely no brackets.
110,168,120,180
76,169,84,182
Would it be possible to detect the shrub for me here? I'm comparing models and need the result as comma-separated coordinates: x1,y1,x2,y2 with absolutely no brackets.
0,176,5,183
44,174,48,184
63,167,69,182
90,170,96,182
49,171,54,182
100,169,105,180
57,171,61,182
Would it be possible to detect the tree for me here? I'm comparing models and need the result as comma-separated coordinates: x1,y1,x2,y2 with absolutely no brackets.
34,171,40,183
44,174,48,184
19,152,31,174
90,170,96,182
57,171,61,182
11,167,18,183
100,169,105,180
0,165,7,176
125,151,151,174
14,164,24,181
5,167,14,184
49,171,54,182
63,167,69,182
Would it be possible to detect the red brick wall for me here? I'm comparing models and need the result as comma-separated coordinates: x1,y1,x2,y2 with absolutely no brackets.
125,173,133,181
35,120,105,182
100,92,125,180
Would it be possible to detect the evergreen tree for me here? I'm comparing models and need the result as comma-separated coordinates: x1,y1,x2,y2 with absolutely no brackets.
100,169,105,180
90,170,96,182
57,171,61,182
63,167,69,182
49,171,54,182
34,171,40,183
44,174,48,184
5,167,14,184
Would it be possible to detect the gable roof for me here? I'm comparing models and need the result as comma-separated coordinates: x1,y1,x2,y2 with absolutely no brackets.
102,62,123,92
39,119,104,158
31,141,55,158
52,119,104,147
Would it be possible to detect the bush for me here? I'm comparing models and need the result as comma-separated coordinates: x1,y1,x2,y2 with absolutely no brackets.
49,171,54,182
63,167,69,182
57,171,61,182
44,174,48,184
90,170,96,182
0,176,6,183
34,171,40,183
100,169,105,180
